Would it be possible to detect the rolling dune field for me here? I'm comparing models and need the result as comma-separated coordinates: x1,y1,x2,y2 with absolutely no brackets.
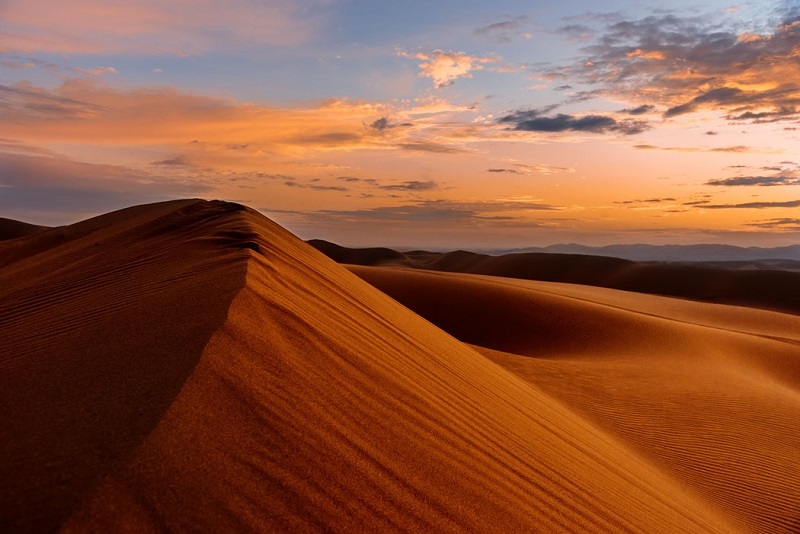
1,200,797,532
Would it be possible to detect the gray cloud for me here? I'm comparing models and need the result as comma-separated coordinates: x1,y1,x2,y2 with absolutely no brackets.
622,104,654,115
337,176,378,185
746,217,800,229
306,198,561,225
284,180,348,192
634,144,753,153
378,180,437,191
369,117,391,131
397,141,467,153
664,87,743,118
703,200,800,209
558,24,595,41
367,117,412,131
475,20,522,35
291,131,364,146
615,197,676,204
499,111,649,135
706,175,800,186
474,17,529,43
152,155,194,167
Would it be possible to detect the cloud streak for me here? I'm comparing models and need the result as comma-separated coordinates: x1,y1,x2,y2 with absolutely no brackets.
746,218,800,230
706,175,800,186
302,198,562,225
474,17,531,43
633,144,772,154
703,200,800,209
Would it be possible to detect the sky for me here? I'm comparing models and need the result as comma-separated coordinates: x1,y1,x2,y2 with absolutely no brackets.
1,0,799,249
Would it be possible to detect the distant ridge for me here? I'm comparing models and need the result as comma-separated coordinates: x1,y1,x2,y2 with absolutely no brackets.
506,243,800,262
308,240,800,315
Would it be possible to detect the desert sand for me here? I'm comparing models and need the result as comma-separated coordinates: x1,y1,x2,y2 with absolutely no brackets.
1,199,797,532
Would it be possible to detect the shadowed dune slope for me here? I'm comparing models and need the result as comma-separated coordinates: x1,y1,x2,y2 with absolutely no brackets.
1,200,732,532
0,218,49,242
0,199,251,531
350,265,800,534
310,240,800,315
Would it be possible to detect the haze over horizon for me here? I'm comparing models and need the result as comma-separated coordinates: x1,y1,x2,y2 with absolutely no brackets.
2,0,799,248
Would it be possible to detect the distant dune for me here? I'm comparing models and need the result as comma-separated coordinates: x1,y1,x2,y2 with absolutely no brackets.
309,239,800,315
506,243,800,262
349,266,800,534
0,218,49,242
1,201,797,532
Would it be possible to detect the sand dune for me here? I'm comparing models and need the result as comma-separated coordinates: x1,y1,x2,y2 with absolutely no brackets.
0,218,48,242
1,200,791,532
350,265,800,533
311,240,800,315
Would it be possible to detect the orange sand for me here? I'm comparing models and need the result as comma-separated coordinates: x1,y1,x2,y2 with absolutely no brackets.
350,265,800,533
2,200,795,531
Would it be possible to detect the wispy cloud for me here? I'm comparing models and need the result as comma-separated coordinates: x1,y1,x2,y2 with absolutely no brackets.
397,141,468,153
284,179,349,192
378,180,438,191
474,16,531,43
704,200,800,209
487,163,574,175
621,104,655,115
290,197,562,227
745,217,800,230
615,197,677,205
706,175,800,186
632,144,775,154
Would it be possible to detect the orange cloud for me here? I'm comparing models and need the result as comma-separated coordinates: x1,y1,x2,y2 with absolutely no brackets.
624,49,666,60
398,49,500,89
0,78,487,176
560,12,800,123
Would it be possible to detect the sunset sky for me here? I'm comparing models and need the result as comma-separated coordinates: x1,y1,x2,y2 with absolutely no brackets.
1,0,799,248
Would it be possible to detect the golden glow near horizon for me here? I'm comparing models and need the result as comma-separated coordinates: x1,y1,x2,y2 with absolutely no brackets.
1,0,799,247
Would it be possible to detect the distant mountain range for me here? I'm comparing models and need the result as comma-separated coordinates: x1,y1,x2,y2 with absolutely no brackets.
504,243,800,262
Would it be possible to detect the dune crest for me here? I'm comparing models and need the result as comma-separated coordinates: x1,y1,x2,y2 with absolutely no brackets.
1,200,733,532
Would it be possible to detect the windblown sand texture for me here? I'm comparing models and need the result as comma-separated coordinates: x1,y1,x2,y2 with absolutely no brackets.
350,266,800,534
0,200,796,532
